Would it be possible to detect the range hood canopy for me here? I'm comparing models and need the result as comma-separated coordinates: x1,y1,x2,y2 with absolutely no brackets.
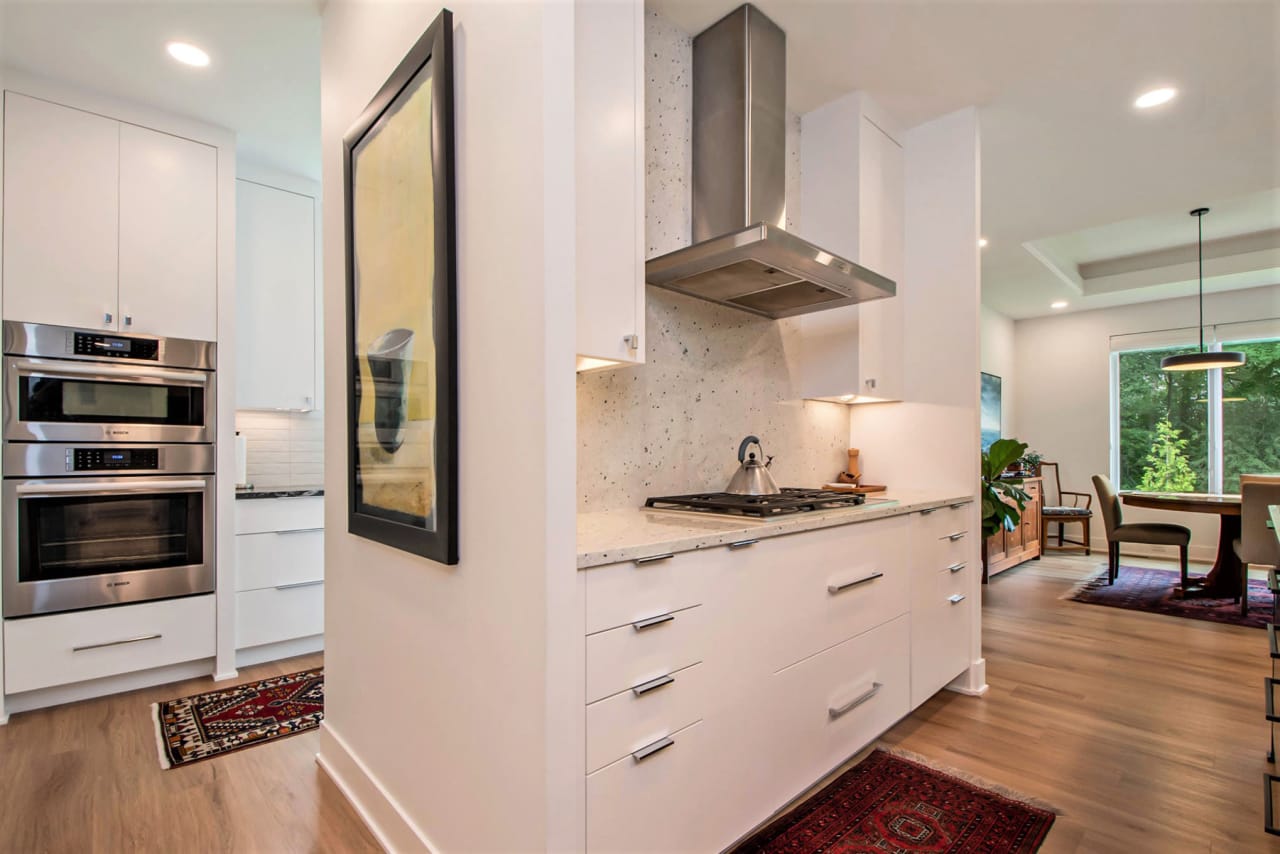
644,4,896,319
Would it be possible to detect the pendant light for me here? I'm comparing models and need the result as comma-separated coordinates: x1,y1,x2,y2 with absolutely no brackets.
1161,207,1247,371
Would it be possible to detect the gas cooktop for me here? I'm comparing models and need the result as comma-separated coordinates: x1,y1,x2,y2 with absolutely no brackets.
644,487,865,518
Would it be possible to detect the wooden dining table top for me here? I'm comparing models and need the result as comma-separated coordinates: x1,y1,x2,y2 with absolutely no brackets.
1119,491,1242,515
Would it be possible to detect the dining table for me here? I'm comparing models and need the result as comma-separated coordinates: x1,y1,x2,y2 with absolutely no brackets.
1119,491,1242,599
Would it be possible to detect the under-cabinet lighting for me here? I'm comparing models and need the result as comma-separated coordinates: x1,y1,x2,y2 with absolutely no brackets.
576,356,623,373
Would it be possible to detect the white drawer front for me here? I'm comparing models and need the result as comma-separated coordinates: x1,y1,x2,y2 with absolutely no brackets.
917,499,975,541
586,605,707,704
4,595,215,694
910,567,972,707
584,545,732,635
586,661,706,773
235,529,324,592
234,496,324,534
236,583,324,649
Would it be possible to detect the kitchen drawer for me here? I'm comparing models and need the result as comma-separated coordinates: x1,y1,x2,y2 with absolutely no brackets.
235,529,324,592
586,604,706,703
236,583,324,649
4,594,215,694
234,496,324,535
910,565,972,707
935,527,974,570
584,544,734,635
916,499,974,541
586,661,707,773
766,614,911,800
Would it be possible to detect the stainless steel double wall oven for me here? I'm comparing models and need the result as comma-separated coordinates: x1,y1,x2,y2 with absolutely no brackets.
2,322,216,617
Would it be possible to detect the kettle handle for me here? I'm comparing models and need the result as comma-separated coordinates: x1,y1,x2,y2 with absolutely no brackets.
738,435,762,463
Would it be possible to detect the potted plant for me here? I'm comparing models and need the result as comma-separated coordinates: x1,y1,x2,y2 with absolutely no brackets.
1016,450,1044,477
981,438,1031,574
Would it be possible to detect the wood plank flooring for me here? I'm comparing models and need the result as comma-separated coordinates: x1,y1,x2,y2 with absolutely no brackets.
0,554,1274,852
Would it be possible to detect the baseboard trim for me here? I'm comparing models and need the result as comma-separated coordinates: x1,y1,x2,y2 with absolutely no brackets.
317,721,437,854
946,659,988,696
212,670,240,682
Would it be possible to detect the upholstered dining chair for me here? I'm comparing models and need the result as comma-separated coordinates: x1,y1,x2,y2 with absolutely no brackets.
1235,475,1280,616
1092,474,1191,586
1040,462,1092,554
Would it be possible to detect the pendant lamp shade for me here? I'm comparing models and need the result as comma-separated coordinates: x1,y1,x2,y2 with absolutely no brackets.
1160,207,1246,372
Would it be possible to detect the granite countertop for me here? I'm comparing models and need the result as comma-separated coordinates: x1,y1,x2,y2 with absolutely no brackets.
577,489,975,569
235,486,325,500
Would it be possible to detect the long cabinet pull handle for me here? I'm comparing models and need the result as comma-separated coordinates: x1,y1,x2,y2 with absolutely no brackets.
73,633,161,653
631,736,675,763
632,613,674,631
919,508,937,515
950,502,971,509
829,682,883,719
275,580,324,591
948,594,966,605
632,674,675,697
948,562,966,573
633,553,674,566
274,527,324,535
828,571,884,595
728,539,758,550
947,531,966,541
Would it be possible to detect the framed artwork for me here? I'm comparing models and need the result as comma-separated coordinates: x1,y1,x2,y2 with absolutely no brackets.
343,9,458,564
980,372,1002,453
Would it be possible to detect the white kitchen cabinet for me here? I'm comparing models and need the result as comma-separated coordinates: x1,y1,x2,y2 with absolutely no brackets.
910,506,975,707
233,497,324,654
2,92,120,331
118,123,218,341
574,0,645,371
798,92,905,403
236,178,318,410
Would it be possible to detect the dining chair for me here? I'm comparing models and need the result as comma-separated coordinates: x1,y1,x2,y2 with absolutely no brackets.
1092,474,1190,586
1235,475,1280,616
1040,462,1092,554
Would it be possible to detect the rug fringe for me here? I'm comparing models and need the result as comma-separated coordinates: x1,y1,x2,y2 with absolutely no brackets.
151,702,172,770
877,744,1063,815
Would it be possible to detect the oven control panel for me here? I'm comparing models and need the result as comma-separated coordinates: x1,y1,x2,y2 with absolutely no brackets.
68,448,161,471
72,332,160,361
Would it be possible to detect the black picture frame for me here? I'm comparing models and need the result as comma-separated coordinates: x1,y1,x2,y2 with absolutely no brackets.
343,9,458,564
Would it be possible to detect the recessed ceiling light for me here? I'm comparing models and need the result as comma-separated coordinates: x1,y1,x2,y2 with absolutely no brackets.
978,238,989,248
1134,87,1176,109
166,41,210,67
1050,300,1069,309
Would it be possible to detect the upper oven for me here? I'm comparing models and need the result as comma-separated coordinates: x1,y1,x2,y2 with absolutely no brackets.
3,321,216,444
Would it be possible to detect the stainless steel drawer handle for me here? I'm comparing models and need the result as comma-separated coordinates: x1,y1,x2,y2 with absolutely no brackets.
275,580,324,591
828,682,883,719
632,613,674,631
73,633,161,653
633,553,674,566
828,571,884,595
919,507,937,515
950,502,971,510
947,531,966,541
948,594,966,604
632,674,675,697
948,562,966,573
728,539,758,550
274,527,324,535
631,735,674,763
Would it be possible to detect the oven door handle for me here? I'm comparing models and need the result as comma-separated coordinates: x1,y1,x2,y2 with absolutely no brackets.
15,479,209,497
10,358,209,385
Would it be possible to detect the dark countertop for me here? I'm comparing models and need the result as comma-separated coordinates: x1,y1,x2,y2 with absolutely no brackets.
235,486,325,500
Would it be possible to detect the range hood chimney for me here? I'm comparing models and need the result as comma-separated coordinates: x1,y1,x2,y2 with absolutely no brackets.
645,4,896,319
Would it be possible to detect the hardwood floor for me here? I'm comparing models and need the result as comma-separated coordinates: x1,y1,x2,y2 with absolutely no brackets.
0,555,1273,852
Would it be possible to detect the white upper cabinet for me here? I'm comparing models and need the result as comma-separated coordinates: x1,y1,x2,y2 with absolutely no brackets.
798,92,905,403
1,92,219,341
2,93,120,331
119,124,218,341
574,0,645,371
235,178,318,411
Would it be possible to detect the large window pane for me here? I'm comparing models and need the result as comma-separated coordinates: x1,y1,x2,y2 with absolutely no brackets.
1221,339,1280,492
1117,347,1209,491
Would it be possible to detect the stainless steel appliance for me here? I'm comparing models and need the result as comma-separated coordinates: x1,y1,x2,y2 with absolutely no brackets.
644,5,896,319
2,443,215,617
3,321,216,444
725,435,781,496
645,487,866,518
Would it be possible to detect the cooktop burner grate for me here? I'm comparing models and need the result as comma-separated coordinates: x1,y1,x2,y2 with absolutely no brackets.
644,487,865,517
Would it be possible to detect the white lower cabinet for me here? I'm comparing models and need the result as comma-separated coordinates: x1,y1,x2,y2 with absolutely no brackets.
234,497,325,653
236,584,324,649
910,558,973,706
586,661,707,774
4,594,215,694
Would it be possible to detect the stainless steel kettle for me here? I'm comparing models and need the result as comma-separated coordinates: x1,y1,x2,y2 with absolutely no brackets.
726,435,781,496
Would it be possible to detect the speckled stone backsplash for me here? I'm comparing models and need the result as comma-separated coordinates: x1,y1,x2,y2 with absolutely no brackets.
576,11,850,513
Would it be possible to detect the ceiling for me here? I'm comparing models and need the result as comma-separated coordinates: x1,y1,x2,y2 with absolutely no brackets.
0,0,322,180
650,0,1280,319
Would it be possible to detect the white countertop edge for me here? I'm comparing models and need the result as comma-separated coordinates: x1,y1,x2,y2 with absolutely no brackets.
577,492,976,570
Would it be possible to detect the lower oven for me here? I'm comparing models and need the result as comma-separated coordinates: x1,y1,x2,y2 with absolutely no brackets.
2,443,215,618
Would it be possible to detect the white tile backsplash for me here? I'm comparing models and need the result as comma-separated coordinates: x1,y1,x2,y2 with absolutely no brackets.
235,410,324,489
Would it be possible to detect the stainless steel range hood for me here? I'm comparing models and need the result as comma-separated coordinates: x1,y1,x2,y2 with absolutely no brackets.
645,4,896,319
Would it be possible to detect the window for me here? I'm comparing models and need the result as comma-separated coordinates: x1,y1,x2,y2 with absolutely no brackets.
1112,327,1280,494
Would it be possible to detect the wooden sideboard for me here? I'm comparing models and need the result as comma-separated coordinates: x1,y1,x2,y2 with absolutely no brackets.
984,476,1042,580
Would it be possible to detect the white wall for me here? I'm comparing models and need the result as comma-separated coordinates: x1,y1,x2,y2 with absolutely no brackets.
1014,282,1280,560
980,305,1016,439
318,2,576,851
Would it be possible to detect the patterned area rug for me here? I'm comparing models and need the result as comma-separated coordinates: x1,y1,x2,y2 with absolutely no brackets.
735,748,1056,853
152,668,323,769
1067,566,1271,630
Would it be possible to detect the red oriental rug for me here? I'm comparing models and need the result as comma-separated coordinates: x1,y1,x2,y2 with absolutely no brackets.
152,668,323,769
1067,566,1271,630
735,748,1056,853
